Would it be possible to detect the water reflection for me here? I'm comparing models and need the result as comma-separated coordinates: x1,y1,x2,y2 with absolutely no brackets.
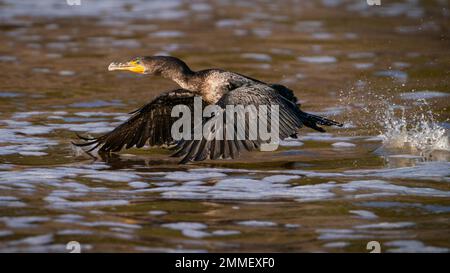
0,0,449,252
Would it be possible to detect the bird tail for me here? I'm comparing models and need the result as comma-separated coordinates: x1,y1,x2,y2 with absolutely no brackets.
298,111,343,132
72,133,106,153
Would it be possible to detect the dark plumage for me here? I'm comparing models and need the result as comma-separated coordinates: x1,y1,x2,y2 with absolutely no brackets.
74,89,199,152
74,56,343,163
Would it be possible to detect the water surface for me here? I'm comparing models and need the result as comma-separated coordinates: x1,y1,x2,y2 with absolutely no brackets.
0,0,449,252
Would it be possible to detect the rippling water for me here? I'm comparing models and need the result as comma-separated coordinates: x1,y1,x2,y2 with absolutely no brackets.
0,0,449,252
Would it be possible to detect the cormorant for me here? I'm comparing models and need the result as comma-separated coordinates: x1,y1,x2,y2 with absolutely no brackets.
74,56,343,163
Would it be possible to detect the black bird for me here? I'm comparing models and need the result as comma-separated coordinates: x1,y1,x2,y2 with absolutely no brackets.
74,56,343,163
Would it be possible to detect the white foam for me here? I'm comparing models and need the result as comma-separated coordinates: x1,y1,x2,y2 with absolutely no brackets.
82,221,140,229
0,55,17,62
237,220,277,227
57,229,94,235
75,112,124,117
282,169,344,178
18,151,47,156
162,222,206,230
151,30,184,38
252,28,272,38
83,172,141,182
215,19,245,28
0,196,26,207
317,229,369,240
261,175,301,183
212,230,240,236
285,224,301,229
163,171,226,181
332,142,356,148
184,181,205,186
387,154,423,159
0,230,13,237
0,196,19,201
181,229,210,238
342,180,450,197
279,139,304,147
300,133,355,142
354,63,374,69
190,3,211,12
9,234,53,246
0,216,50,228
312,106,346,116
149,174,338,201
379,105,449,152
311,32,334,40
111,39,140,49
374,70,408,82
49,122,115,134
289,183,336,201
349,210,378,219
241,53,272,62
400,91,449,100
355,222,415,229
57,214,84,221
344,162,450,181
59,70,75,76
347,52,376,59
295,21,323,32
190,168,259,174
162,222,209,238
298,56,337,64
1,0,185,19
148,210,167,216
128,182,150,189
323,241,350,248
393,62,410,69
385,240,449,253
50,200,129,208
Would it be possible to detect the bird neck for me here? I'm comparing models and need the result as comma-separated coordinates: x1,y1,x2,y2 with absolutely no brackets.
164,69,201,93
171,71,194,89
154,58,203,95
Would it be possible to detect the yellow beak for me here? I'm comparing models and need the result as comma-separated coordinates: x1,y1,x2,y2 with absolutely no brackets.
108,60,146,74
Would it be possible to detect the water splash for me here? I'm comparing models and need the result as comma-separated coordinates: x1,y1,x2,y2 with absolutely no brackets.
339,87,449,154
379,104,449,152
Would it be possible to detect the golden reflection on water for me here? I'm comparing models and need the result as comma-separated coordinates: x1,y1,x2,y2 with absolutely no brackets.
0,0,449,252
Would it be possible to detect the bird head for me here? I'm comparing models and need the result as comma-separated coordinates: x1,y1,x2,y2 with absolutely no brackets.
108,56,191,76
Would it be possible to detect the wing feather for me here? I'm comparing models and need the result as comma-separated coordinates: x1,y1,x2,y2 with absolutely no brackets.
173,83,342,163
73,89,200,154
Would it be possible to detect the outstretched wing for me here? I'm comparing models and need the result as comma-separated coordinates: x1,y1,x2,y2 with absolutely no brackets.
73,89,199,153
269,83,299,105
172,84,305,163
234,71,299,105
